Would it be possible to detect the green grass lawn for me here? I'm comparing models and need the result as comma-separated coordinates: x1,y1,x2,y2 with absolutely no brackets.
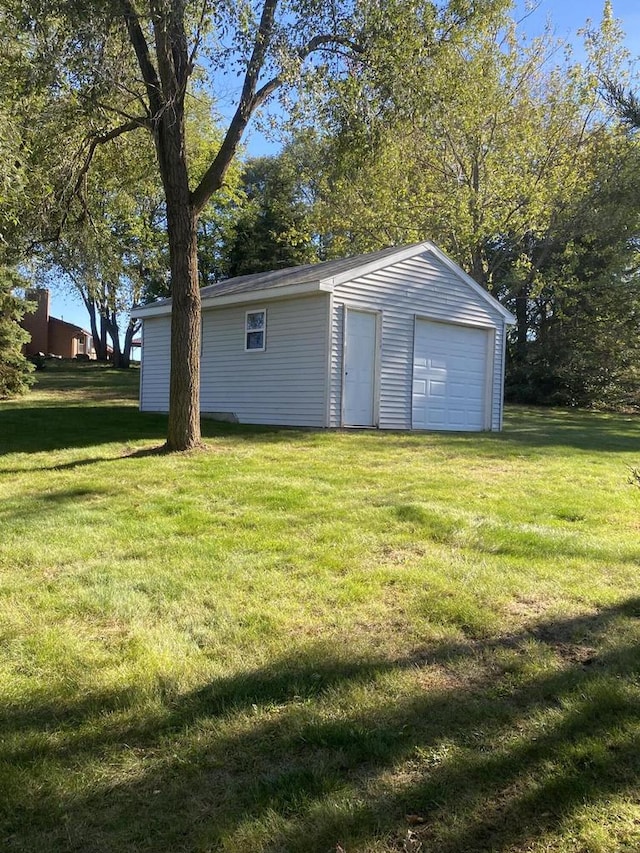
1,360,639,853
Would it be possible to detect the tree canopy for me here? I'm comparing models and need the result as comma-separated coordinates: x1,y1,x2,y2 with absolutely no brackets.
4,0,403,448
3,0,640,417
269,1,640,409
223,150,321,277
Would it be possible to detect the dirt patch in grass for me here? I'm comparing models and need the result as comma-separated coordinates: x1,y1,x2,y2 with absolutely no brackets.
378,543,427,565
506,594,554,620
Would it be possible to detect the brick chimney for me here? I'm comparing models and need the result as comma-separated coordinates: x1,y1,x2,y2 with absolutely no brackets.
22,289,50,356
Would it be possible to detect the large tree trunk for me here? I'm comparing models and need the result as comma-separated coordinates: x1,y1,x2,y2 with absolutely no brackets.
119,319,139,370
87,298,104,360
100,311,109,361
81,294,109,361
136,0,203,452
122,0,281,451
104,313,123,367
165,203,201,450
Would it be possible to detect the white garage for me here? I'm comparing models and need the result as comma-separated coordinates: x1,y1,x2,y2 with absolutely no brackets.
134,242,514,431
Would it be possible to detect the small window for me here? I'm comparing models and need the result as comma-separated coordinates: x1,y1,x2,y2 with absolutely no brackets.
245,309,266,351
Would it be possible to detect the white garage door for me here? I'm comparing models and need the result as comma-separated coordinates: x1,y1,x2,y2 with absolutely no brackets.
412,319,490,431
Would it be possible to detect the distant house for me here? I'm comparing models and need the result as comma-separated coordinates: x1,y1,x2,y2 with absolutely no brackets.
21,289,95,359
133,243,515,432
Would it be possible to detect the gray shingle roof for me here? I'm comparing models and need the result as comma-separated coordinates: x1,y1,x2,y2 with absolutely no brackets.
132,242,515,323
201,244,413,298
145,245,416,309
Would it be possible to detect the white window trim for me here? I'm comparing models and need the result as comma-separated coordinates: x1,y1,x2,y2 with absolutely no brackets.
244,308,267,352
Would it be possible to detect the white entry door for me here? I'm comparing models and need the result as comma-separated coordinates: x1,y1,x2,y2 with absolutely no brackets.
343,309,377,427
412,319,490,431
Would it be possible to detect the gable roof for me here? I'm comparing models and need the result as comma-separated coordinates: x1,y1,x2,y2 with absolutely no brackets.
203,245,408,299
49,316,92,337
132,242,515,323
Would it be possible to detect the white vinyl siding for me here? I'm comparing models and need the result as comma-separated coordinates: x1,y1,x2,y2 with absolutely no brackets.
200,294,329,426
329,249,505,430
139,315,171,412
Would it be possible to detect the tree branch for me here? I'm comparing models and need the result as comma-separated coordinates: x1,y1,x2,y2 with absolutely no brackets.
191,0,278,213
58,120,146,237
87,96,151,126
121,0,164,118
602,77,640,129
191,11,364,214
189,0,211,70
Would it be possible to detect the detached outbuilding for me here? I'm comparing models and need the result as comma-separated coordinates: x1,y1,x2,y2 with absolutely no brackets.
133,242,515,431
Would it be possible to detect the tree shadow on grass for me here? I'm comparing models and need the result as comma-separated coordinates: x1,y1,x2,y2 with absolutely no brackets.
498,406,640,454
0,484,116,526
3,397,638,461
0,406,169,456
0,404,326,459
2,599,639,852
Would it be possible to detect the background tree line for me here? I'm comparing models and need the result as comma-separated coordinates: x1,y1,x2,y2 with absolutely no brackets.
1,0,639,419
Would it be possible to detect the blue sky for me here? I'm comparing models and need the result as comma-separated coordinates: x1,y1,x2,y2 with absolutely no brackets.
516,0,640,58
48,0,640,332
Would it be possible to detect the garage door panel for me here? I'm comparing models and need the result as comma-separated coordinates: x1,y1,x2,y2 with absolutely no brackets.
413,319,489,431
429,357,447,371
448,409,468,427
449,355,471,372
449,382,468,399
427,408,446,424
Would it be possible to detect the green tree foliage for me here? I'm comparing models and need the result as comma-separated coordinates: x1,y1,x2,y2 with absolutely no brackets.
0,271,34,398
3,0,500,449
0,7,52,259
40,129,168,367
9,0,367,447
0,19,51,396
497,126,640,408
299,1,640,409
224,150,321,277
604,79,640,129
37,90,241,367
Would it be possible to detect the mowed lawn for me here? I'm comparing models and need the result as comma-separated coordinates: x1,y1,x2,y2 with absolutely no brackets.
1,361,639,853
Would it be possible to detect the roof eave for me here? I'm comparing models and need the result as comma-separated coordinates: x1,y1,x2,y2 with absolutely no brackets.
131,278,332,319
202,278,331,308
130,302,171,318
